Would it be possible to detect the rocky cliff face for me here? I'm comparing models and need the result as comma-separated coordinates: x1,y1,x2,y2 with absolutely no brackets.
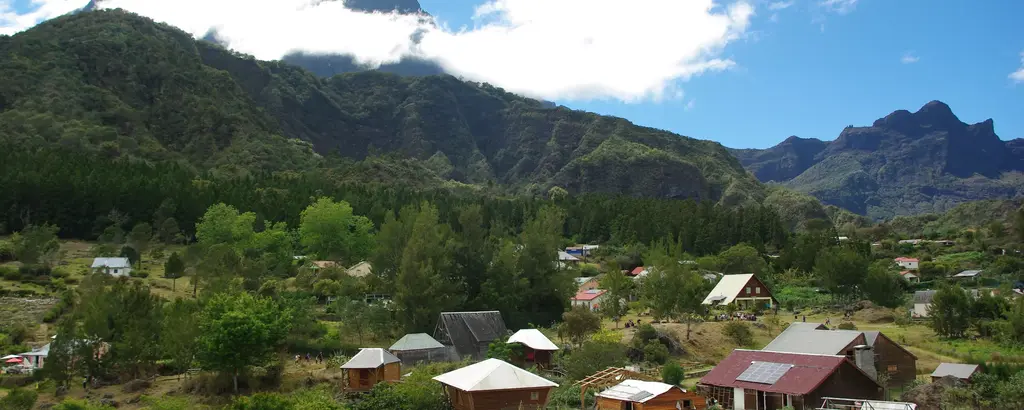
732,101,1024,219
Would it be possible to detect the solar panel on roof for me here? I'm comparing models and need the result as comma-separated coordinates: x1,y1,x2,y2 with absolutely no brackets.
735,361,793,385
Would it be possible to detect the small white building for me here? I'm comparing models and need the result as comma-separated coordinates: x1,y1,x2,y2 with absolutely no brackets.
894,257,919,270
91,257,132,277
571,289,607,311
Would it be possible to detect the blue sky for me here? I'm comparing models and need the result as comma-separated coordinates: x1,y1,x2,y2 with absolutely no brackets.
3,0,1023,149
420,0,1024,148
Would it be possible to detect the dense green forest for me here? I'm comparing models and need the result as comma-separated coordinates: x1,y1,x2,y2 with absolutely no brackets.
0,9,764,206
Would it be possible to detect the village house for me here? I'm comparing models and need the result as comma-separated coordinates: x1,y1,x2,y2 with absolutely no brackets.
308,260,338,271
762,323,918,388
596,379,707,410
900,271,920,283
507,329,559,369
91,257,132,277
557,251,580,269
434,311,508,361
699,349,882,410
914,289,987,317
389,333,447,365
894,257,919,270
434,358,558,410
344,261,372,278
17,343,49,368
575,276,600,293
628,266,649,277
340,348,401,391
701,274,777,309
931,363,981,383
565,244,599,260
571,289,607,311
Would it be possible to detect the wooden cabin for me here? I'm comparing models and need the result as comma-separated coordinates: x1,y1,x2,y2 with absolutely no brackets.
433,358,558,410
390,333,448,365
596,380,707,410
507,329,559,369
340,348,401,391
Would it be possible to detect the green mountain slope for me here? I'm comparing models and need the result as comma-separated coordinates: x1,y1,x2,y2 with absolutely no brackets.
0,10,765,207
732,101,1024,219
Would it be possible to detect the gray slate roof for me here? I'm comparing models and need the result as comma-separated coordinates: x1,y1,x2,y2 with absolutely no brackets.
340,348,400,369
931,363,979,379
762,323,863,355
389,333,444,351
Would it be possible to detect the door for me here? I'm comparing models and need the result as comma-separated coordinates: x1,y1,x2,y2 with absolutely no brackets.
359,369,370,387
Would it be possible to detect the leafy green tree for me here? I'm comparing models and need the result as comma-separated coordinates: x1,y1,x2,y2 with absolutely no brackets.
454,204,492,307
515,205,574,328
119,245,140,267
863,262,906,308
557,306,601,347
195,203,255,247
43,314,82,390
814,247,868,302
599,269,632,328
717,243,767,275
157,216,182,244
195,244,242,296
10,223,60,265
0,388,38,410
723,322,754,347
929,285,972,338
164,252,185,292
643,341,669,364
162,298,201,373
560,340,627,380
126,222,152,265
548,186,568,202
299,197,374,262
78,278,163,379
337,300,372,344
392,202,463,332
486,341,523,361
662,363,685,386
197,292,293,392
640,251,707,339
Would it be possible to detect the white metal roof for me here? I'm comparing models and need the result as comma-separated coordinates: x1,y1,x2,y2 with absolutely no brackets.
340,348,401,369
702,274,755,305
762,324,863,355
596,380,676,403
507,329,559,351
930,363,980,379
91,257,130,269
432,358,558,391
557,251,579,261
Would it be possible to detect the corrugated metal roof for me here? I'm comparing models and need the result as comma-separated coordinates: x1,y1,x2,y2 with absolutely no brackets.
702,274,755,305
507,329,559,351
699,350,878,395
913,290,937,304
572,289,606,301
930,363,979,379
558,251,579,261
953,270,983,278
762,323,863,355
91,257,130,269
389,333,444,351
433,358,558,391
340,348,401,369
596,380,676,403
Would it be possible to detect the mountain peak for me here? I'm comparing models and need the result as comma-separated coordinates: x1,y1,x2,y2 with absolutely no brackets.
915,100,958,121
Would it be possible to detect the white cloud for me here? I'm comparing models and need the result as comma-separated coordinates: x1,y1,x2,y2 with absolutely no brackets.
0,0,755,103
768,1,794,11
1010,52,1024,84
0,0,83,35
820,0,857,14
901,52,919,64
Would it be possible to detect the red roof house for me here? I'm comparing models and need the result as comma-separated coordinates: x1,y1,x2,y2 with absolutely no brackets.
629,266,647,277
571,289,607,311
698,350,882,410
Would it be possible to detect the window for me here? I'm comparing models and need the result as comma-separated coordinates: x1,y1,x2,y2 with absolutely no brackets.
888,364,898,373
755,287,761,294
745,287,751,294
683,399,693,408
113,269,119,274
530,391,539,400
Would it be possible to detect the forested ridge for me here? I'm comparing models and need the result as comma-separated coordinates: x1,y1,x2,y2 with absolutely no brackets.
0,9,763,206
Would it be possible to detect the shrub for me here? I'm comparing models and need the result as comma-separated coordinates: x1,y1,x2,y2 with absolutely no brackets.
0,387,38,410
580,264,600,277
0,240,14,262
723,322,754,347
129,269,149,278
632,324,659,348
643,341,669,364
51,399,115,410
228,393,294,410
560,341,627,380
837,322,858,330
0,266,19,280
661,362,685,385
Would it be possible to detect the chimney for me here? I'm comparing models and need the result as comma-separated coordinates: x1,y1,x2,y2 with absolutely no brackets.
853,345,876,380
